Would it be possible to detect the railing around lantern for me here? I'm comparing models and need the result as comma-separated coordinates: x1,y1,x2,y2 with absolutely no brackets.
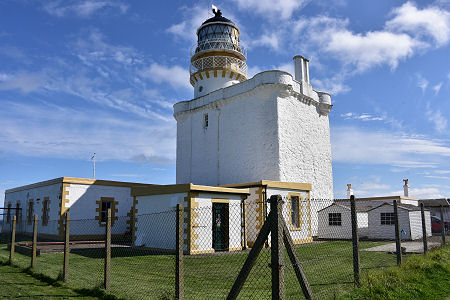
190,55,248,77
191,39,247,57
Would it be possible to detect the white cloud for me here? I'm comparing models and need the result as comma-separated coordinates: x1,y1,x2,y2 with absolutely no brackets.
386,1,450,46
0,71,46,93
0,101,176,163
416,73,428,92
332,126,450,167
325,30,419,72
231,0,307,20
340,112,386,121
43,0,128,18
425,175,450,180
435,170,450,174
166,5,211,44
432,82,443,95
142,63,191,90
425,103,448,133
251,33,280,51
311,74,351,95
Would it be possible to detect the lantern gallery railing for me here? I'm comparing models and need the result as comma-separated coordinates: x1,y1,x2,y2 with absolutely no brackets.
190,55,248,77
193,39,247,57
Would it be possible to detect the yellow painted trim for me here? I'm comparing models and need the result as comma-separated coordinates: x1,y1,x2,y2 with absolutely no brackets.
6,177,152,194
132,183,249,197
292,237,313,244
205,71,210,78
126,196,138,245
220,180,312,191
228,246,243,252
255,187,264,231
190,249,215,255
211,198,230,203
213,69,217,77
190,68,246,85
95,197,119,227
307,192,312,237
287,192,303,231
190,50,245,62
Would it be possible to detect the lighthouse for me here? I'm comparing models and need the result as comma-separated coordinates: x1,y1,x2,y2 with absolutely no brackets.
174,7,333,201
190,7,247,98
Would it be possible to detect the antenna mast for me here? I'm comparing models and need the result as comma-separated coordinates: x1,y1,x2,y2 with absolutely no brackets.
91,153,96,179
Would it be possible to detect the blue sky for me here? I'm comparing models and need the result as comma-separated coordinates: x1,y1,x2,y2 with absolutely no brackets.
0,0,449,206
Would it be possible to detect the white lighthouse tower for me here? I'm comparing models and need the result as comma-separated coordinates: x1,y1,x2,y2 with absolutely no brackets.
174,7,333,200
190,7,247,98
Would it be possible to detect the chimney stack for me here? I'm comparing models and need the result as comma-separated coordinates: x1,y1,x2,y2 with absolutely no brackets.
293,55,309,84
346,184,354,199
403,179,409,197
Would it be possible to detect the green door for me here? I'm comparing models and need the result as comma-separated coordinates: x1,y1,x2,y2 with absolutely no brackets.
212,203,228,251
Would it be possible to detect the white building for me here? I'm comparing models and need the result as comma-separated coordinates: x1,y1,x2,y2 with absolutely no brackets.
174,9,333,200
317,203,371,240
1,177,149,240
367,203,431,240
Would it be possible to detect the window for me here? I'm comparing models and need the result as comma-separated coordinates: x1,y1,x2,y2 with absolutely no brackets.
381,212,395,225
199,86,203,93
27,200,34,225
96,197,117,226
288,193,303,230
291,196,300,228
329,213,342,226
42,197,50,226
203,113,209,128
6,203,11,224
101,201,112,223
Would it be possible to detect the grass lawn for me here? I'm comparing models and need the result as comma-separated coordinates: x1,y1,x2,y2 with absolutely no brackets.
0,234,398,299
0,263,98,299
341,245,450,299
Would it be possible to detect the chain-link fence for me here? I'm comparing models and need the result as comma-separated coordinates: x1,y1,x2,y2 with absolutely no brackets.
0,197,447,299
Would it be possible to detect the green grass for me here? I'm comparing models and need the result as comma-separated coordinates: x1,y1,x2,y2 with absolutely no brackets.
341,245,450,300
0,234,400,299
0,263,98,299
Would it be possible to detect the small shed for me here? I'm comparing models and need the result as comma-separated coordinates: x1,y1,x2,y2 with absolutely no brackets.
317,203,371,240
132,183,250,255
367,203,432,240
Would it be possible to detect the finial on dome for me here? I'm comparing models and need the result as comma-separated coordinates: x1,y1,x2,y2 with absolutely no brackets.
212,4,222,17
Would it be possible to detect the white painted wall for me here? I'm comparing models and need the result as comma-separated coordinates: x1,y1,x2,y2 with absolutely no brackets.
317,206,369,239
267,188,312,242
409,210,432,240
193,70,240,98
66,184,133,235
2,183,62,235
134,193,186,249
244,187,262,246
192,192,243,252
134,192,243,252
175,70,333,200
368,206,411,240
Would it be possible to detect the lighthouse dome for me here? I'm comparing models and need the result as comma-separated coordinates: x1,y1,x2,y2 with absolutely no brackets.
190,7,247,98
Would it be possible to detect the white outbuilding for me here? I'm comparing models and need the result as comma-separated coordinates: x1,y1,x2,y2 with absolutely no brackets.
317,203,371,240
367,203,432,240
